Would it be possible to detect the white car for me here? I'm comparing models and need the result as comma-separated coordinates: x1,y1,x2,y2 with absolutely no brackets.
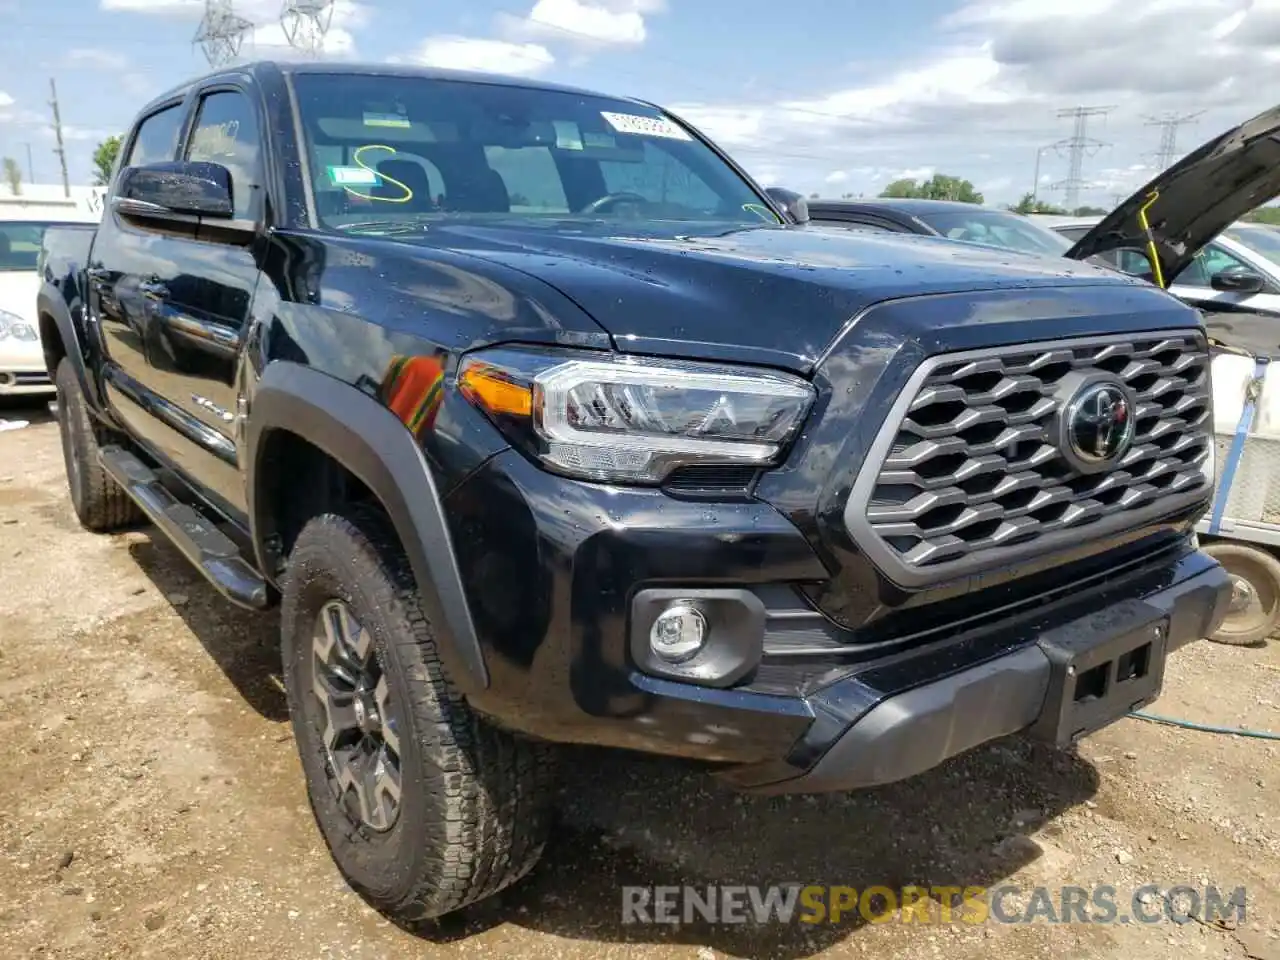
1,200,100,397
1037,214,1280,316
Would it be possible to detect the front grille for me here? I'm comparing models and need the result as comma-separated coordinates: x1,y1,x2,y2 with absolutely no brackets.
845,332,1212,587
13,372,51,386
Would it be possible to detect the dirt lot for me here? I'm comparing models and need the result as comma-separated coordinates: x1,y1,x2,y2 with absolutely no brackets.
2,401,1280,960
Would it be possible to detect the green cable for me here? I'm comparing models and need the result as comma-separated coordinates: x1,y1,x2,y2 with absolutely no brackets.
1128,710,1280,741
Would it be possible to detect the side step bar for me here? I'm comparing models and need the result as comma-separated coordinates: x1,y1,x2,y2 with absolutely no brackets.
99,445,270,610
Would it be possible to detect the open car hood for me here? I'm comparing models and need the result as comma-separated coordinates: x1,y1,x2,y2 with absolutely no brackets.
1064,103,1280,283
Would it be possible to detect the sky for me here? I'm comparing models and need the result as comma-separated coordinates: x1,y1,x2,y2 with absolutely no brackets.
2,0,1279,209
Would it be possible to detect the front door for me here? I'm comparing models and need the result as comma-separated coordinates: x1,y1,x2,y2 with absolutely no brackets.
136,87,266,519
1168,241,1280,316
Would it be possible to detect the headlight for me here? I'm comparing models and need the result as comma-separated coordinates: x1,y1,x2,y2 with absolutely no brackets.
0,309,37,342
458,347,815,483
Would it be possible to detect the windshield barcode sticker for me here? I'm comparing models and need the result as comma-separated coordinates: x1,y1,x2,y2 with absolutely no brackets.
600,112,691,140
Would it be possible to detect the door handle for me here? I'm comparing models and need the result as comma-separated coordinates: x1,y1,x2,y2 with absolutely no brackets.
138,280,170,301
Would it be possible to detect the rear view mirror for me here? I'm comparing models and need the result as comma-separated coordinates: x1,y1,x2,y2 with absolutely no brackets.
764,187,810,225
1211,264,1266,294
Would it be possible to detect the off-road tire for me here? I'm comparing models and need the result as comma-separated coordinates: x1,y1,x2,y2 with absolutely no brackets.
280,508,558,922
54,357,142,532
1203,541,1280,647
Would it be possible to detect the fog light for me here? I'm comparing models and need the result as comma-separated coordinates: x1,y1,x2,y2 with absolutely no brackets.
649,602,707,662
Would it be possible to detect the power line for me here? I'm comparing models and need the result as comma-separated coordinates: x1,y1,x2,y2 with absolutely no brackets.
49,78,69,198
1051,105,1113,211
1143,111,1204,170
194,0,253,68
281,0,335,57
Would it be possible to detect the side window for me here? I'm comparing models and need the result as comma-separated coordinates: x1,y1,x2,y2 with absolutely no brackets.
816,221,896,234
124,104,186,169
185,91,262,220
1175,243,1253,288
599,141,721,215
484,146,568,212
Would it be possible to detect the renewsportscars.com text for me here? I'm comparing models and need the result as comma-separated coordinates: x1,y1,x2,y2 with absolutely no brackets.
621,883,1247,926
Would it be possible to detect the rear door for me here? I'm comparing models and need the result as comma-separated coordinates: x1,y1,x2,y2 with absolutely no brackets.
132,83,268,520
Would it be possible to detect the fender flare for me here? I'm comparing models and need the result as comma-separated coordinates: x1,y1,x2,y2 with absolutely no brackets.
245,361,489,694
36,285,97,408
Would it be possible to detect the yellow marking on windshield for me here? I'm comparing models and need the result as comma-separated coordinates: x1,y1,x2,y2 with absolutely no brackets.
339,144,414,204
1137,189,1164,288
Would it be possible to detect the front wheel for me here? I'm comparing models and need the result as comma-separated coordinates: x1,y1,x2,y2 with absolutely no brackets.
1203,541,1280,646
280,509,558,922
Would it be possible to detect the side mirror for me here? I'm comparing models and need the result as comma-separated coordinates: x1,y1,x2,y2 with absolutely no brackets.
764,187,810,225
115,161,236,219
1211,264,1265,294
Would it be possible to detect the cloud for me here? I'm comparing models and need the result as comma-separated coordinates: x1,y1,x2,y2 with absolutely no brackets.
249,21,357,58
102,0,368,57
100,0,201,13
64,48,131,70
669,0,1280,207
411,36,555,76
507,0,665,46
0,91,13,109
824,170,849,184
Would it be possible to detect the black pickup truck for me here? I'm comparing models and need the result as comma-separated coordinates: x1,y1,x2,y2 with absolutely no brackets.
38,60,1231,921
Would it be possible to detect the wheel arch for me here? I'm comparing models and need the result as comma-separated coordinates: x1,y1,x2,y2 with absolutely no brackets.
37,287,94,406
246,361,489,694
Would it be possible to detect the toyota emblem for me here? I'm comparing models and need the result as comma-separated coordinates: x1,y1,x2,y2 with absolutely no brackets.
1066,381,1135,466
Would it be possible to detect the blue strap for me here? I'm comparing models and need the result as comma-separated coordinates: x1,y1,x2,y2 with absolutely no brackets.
1209,355,1270,534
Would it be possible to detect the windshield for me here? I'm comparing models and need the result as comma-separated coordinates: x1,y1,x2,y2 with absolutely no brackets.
0,221,80,272
292,74,780,232
915,209,1076,256
1223,224,1280,264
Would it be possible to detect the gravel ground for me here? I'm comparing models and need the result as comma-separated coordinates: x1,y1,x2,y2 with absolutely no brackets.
2,401,1280,960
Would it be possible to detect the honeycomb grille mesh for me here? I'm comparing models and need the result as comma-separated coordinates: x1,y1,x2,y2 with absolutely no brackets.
861,334,1212,572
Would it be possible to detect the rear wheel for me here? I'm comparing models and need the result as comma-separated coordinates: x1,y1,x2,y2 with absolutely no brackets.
280,508,558,922
1203,541,1280,646
53,357,141,532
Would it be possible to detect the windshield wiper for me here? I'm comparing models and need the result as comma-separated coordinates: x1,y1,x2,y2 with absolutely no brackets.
337,214,438,236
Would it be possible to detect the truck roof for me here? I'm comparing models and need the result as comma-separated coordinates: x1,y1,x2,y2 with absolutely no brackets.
141,60,639,116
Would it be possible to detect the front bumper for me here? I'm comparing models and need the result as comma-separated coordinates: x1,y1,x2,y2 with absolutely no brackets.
447,448,1230,790
0,342,53,395
723,552,1230,793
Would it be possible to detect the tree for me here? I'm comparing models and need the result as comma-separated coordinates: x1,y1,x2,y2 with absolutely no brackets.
1073,205,1108,216
1008,192,1066,215
879,173,983,205
1244,206,1280,225
2,157,20,196
93,135,123,187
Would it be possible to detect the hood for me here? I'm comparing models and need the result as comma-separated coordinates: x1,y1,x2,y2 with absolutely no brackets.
0,271,38,323
1065,103,1280,283
400,219,1137,372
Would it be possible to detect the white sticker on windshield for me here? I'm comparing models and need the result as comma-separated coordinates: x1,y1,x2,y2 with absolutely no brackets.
328,165,379,186
363,111,411,129
553,120,584,151
600,111,691,140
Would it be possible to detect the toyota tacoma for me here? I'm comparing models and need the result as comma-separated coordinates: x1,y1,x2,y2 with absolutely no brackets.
37,61,1232,922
